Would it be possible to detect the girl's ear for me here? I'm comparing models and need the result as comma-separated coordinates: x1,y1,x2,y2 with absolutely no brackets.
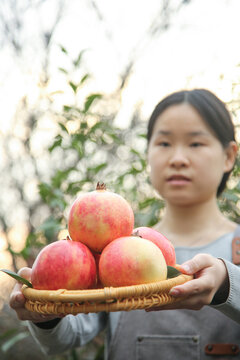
224,141,238,172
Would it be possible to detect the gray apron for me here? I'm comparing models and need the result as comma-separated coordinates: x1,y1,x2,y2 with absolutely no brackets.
108,307,240,359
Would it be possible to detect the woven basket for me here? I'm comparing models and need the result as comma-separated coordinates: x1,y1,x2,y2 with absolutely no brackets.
22,274,192,315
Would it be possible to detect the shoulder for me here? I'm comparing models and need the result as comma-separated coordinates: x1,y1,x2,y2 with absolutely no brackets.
219,214,239,231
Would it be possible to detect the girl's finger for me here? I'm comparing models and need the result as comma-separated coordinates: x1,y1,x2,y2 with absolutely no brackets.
169,277,205,297
17,307,57,322
146,289,210,312
179,254,214,275
9,291,26,309
18,267,32,281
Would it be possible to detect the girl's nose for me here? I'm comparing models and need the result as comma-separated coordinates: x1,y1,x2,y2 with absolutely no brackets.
169,147,189,168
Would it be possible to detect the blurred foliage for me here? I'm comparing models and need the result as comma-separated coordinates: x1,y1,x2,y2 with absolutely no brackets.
219,149,240,222
18,45,166,256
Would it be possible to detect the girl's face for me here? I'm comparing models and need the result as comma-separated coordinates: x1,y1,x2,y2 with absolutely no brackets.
147,103,234,207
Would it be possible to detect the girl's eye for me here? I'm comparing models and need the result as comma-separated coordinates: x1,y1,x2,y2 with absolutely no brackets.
190,142,204,147
157,142,170,147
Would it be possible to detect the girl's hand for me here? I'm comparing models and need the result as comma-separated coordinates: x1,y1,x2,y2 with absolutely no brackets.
147,254,229,311
9,267,59,323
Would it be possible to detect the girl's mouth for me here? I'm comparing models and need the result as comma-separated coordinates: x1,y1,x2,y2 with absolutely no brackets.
167,175,191,185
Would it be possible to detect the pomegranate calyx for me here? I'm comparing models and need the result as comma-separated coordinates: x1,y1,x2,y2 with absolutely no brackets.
96,182,106,191
132,230,142,238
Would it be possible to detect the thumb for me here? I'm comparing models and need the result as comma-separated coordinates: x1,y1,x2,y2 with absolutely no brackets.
10,291,26,309
9,267,32,310
179,254,214,275
18,267,32,281
178,261,193,275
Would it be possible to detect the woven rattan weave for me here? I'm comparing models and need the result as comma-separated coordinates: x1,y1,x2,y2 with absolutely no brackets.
22,274,192,315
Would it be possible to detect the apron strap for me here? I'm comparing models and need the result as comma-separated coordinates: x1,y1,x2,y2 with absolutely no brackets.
232,225,240,265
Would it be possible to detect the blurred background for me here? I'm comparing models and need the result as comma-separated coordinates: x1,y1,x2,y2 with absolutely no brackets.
0,0,239,359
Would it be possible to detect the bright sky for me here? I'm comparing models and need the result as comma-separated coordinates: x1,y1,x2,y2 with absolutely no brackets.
1,0,240,133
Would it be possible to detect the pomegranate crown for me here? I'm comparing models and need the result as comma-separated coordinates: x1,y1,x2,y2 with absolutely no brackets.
96,182,106,191
132,230,142,238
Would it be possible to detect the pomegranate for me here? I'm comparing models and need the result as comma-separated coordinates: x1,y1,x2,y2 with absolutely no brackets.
31,238,97,290
99,236,167,287
133,227,176,266
68,182,134,252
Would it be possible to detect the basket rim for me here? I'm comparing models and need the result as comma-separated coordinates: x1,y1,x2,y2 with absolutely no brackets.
22,274,192,303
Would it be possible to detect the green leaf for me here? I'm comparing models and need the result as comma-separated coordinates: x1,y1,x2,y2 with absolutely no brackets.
0,329,18,341
0,269,32,287
58,67,68,74
80,121,88,129
89,121,105,132
73,49,87,67
58,122,69,133
83,93,102,113
38,216,63,241
167,266,181,279
66,181,83,195
139,198,160,210
80,73,90,85
69,81,78,93
38,182,52,202
2,332,29,353
130,148,141,156
88,163,107,175
63,105,72,112
51,168,74,188
138,133,147,139
59,45,68,54
49,198,67,211
48,135,62,152
222,192,239,202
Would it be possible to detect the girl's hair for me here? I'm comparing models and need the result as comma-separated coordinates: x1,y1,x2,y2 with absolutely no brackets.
147,89,236,196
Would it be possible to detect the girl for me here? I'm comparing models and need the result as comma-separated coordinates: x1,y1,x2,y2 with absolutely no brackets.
10,89,240,359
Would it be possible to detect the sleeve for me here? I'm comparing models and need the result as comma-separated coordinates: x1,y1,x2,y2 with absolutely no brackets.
210,259,240,323
27,312,108,356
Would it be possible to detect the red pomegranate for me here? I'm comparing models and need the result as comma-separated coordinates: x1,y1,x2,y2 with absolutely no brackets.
68,182,135,253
